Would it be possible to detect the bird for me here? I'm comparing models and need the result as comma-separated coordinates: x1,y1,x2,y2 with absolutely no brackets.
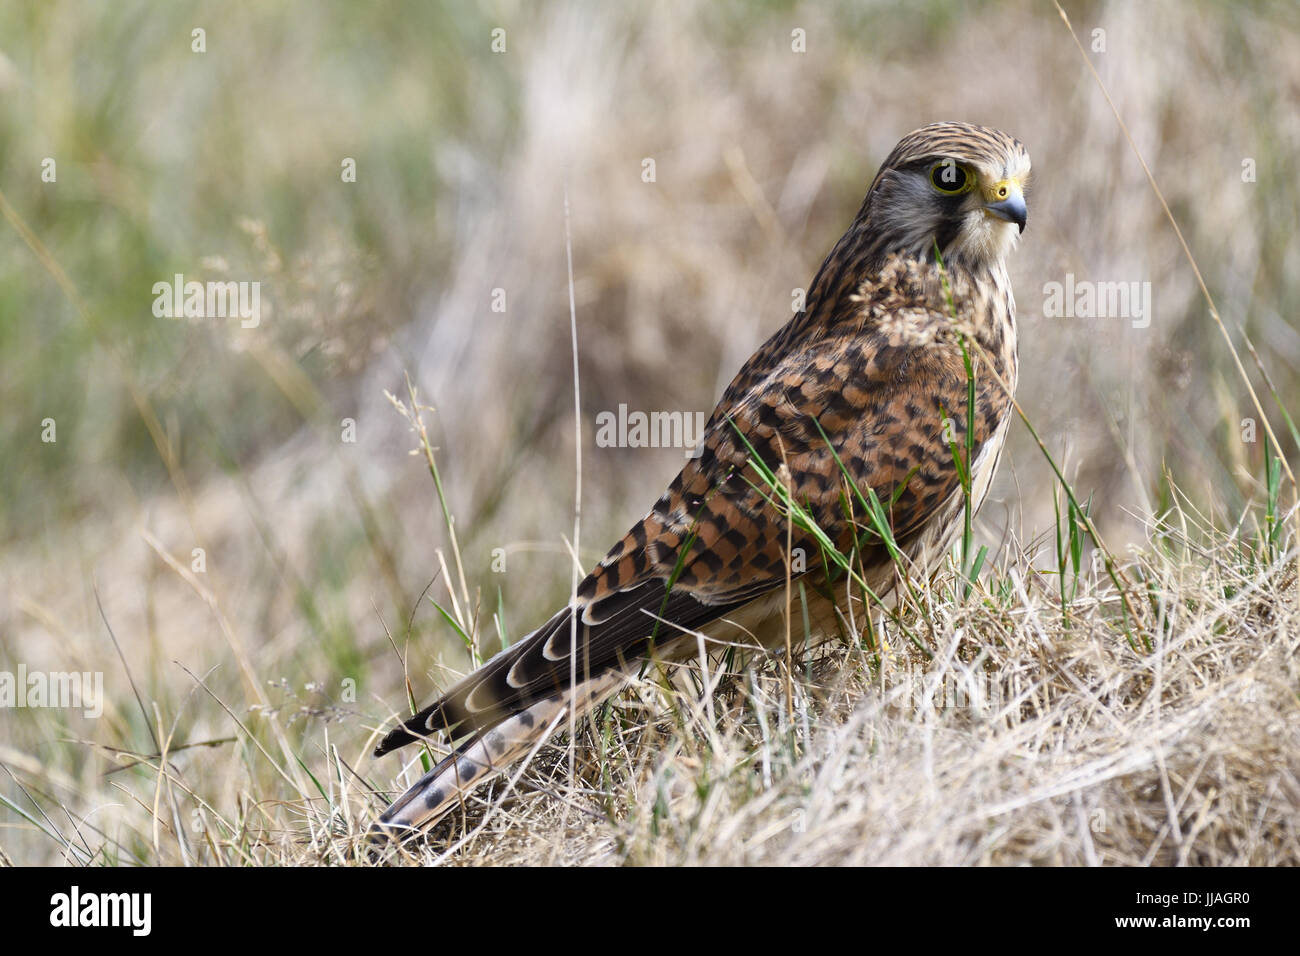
371,121,1031,840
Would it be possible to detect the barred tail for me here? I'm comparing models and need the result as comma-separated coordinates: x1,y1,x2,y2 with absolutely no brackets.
370,670,627,839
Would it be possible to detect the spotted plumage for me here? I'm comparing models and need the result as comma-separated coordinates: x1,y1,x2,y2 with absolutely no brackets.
372,122,1031,839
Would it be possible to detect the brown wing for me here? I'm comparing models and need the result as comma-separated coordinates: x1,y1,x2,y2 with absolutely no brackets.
376,257,1011,755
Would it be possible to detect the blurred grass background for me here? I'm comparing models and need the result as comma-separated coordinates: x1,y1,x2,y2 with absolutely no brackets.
1,0,1298,864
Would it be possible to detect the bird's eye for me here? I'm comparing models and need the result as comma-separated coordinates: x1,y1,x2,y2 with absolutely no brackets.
930,161,971,194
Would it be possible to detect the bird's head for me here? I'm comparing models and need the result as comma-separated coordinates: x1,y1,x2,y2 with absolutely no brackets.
861,122,1031,272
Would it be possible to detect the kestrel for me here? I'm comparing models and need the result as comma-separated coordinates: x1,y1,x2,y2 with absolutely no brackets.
372,122,1031,839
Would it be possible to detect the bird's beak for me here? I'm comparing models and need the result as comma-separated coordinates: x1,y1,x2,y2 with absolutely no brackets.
983,180,1027,234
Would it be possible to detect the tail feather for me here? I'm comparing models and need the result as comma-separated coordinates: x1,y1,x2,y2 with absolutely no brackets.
370,670,627,838
373,582,750,759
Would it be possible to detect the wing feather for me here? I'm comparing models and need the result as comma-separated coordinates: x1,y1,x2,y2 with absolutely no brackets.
377,257,1013,759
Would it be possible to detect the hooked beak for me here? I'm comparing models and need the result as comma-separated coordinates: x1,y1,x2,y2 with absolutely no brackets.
983,180,1027,233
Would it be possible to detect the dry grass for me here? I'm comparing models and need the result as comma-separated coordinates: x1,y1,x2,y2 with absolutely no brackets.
342,487,1300,867
3,0,1300,866
87,501,1297,868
